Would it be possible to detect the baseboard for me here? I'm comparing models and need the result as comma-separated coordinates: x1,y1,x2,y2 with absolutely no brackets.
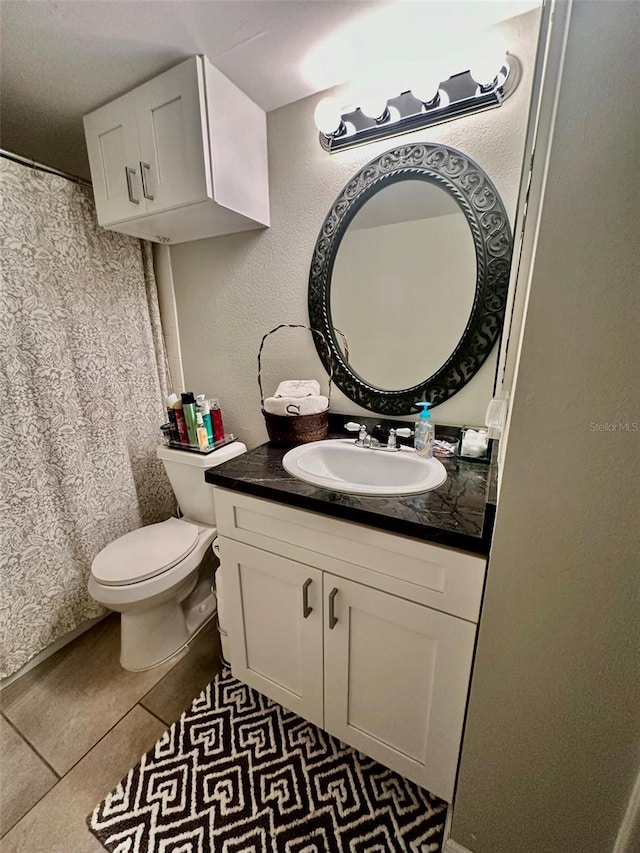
443,840,474,853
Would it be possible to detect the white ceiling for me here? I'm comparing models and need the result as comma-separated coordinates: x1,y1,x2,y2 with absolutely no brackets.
0,0,538,180
1,0,389,177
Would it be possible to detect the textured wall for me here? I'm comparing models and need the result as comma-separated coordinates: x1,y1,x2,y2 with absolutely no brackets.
170,11,540,449
452,2,640,851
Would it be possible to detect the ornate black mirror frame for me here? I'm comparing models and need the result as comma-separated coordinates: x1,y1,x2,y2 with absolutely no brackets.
308,143,513,415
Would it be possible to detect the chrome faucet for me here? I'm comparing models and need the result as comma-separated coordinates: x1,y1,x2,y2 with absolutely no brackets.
357,424,370,446
344,422,402,452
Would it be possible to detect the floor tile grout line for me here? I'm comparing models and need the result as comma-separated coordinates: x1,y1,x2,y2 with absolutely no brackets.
1,779,58,841
1,711,61,780
0,698,146,837
4,640,193,782
56,699,152,779
1,620,213,844
138,659,181,707
1,702,174,843
1,628,212,841
137,701,172,730
0,716,62,841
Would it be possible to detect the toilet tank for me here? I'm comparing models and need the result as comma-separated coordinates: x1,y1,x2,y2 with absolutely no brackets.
156,441,247,525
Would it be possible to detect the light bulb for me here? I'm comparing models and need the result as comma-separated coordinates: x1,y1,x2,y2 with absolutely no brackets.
314,97,343,135
469,46,507,87
359,94,389,120
387,105,401,123
410,77,443,104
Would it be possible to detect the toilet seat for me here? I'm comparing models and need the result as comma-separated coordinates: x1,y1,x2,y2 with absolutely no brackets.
92,518,200,586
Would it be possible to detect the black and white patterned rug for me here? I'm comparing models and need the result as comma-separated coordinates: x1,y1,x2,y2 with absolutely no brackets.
88,668,447,852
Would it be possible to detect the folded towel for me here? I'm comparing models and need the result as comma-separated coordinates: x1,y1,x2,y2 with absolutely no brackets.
275,380,321,398
264,395,329,416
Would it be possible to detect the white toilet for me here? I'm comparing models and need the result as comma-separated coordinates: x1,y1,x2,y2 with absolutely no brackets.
88,441,246,671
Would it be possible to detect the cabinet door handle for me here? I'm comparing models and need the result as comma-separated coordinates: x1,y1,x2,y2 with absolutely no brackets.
125,166,140,204
328,587,339,629
302,578,313,619
140,162,154,200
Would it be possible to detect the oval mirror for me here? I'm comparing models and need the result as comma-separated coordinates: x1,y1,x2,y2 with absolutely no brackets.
309,143,513,415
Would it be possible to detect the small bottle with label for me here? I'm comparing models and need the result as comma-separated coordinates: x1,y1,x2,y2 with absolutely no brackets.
196,395,214,445
165,394,180,443
414,402,435,459
196,412,210,451
210,398,225,443
181,392,199,447
173,399,189,445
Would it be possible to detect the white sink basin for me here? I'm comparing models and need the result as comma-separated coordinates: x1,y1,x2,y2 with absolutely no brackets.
282,439,447,496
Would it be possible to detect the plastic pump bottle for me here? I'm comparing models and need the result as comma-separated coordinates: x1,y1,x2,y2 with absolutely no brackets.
414,402,435,459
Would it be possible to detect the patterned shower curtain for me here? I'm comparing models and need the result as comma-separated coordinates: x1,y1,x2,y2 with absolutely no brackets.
0,158,176,678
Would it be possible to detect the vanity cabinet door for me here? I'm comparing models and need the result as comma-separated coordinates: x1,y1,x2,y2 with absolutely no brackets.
220,537,324,728
322,574,476,802
83,93,142,225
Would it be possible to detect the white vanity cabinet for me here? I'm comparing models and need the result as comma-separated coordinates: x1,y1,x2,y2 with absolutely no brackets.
83,55,269,243
214,488,486,802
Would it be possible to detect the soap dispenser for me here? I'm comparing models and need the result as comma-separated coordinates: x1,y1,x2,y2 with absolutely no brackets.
414,402,435,459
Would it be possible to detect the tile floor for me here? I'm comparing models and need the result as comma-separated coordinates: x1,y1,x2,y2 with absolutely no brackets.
0,613,222,852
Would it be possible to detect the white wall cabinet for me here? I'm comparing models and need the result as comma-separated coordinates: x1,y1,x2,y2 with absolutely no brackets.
84,55,269,244
214,489,486,802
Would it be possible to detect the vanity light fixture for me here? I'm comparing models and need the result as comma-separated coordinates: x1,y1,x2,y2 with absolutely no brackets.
314,54,520,153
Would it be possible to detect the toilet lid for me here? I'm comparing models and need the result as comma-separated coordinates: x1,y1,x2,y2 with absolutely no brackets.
92,518,200,586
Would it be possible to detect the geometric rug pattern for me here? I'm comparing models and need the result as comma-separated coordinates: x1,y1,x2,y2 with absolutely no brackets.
88,668,447,852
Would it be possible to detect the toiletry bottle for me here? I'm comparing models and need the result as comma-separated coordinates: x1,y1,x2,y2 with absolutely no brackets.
196,395,214,444
210,398,225,443
181,392,199,447
196,412,210,451
165,394,180,443
414,402,435,459
173,399,189,445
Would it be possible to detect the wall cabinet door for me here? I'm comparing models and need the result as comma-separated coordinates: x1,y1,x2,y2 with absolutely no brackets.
323,574,476,801
135,57,211,215
83,94,142,224
220,537,324,728
84,56,269,241
85,58,211,225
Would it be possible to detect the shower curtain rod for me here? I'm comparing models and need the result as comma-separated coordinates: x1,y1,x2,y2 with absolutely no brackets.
0,148,92,187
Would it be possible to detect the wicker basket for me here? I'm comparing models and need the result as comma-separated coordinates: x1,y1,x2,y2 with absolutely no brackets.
258,324,333,447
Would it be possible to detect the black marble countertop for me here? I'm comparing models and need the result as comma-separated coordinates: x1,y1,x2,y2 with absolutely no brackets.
205,416,497,556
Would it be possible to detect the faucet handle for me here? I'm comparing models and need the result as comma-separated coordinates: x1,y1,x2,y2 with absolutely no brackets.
344,421,362,432
395,427,413,438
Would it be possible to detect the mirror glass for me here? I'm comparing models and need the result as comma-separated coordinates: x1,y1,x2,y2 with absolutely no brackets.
330,180,477,390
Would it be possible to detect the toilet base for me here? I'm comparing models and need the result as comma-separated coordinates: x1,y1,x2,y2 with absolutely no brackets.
119,569,218,672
